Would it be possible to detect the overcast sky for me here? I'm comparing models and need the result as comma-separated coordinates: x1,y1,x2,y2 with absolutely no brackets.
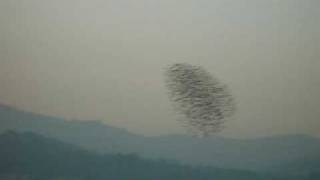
0,0,319,138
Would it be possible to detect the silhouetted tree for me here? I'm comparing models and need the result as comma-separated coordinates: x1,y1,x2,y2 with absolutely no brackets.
165,63,235,136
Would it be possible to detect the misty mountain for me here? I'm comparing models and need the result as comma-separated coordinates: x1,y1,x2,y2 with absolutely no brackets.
0,104,145,154
1,104,320,172
0,131,273,180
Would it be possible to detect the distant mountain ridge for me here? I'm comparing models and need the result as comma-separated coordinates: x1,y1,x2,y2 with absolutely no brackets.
0,104,320,172
2,131,277,180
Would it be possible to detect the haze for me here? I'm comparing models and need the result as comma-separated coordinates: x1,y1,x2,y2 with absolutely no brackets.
0,0,319,138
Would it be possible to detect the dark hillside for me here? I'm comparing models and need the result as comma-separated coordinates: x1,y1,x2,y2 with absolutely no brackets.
0,131,273,180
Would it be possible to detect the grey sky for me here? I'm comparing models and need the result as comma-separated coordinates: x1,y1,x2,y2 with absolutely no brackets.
0,0,319,138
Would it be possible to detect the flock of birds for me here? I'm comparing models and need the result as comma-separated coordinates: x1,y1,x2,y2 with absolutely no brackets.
165,63,235,137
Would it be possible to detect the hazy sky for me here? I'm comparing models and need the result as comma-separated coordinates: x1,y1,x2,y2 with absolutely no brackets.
0,0,319,138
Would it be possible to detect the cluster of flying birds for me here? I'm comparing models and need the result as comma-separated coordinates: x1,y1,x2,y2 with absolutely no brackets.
165,63,235,137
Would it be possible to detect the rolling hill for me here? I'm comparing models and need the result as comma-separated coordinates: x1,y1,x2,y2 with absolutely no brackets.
1,104,320,173
0,131,273,180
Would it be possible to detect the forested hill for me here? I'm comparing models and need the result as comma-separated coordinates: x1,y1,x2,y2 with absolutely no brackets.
0,131,272,180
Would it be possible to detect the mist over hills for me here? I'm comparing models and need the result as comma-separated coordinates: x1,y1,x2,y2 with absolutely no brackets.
2,131,276,180
1,104,320,173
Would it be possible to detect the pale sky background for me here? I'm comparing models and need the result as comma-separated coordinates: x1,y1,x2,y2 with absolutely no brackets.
0,0,319,138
